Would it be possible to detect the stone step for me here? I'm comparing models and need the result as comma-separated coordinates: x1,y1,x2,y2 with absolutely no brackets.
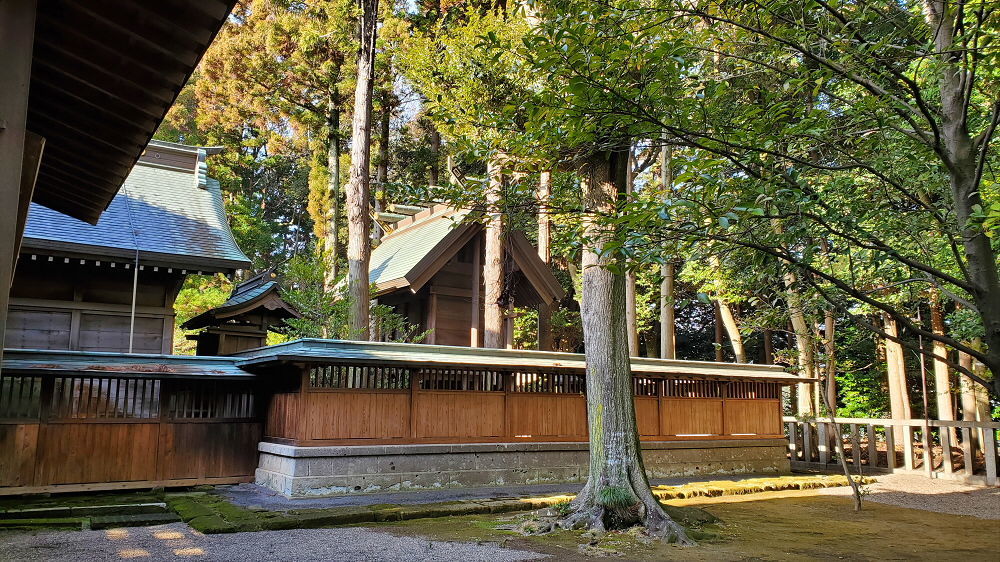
0,502,169,519
0,517,87,530
90,512,181,530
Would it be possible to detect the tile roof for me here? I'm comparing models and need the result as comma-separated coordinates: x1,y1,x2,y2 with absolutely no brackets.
21,150,250,273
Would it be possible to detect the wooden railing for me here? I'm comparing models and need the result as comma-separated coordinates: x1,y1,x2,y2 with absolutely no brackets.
784,416,999,486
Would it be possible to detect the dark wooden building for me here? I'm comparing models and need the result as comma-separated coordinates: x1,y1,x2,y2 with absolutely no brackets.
7,140,250,354
183,272,300,355
369,206,564,347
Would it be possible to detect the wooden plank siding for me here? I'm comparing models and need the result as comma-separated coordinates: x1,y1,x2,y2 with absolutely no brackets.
0,373,261,493
265,364,785,446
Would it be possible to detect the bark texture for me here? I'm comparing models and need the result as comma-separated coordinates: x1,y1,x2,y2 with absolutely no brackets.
324,110,342,289
373,93,391,241
717,299,745,363
929,292,954,427
483,160,506,348
659,262,676,359
560,150,689,542
924,2,1000,386
345,0,379,340
537,170,554,351
884,313,913,442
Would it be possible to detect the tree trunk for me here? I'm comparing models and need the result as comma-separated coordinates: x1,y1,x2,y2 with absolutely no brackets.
324,109,342,289
345,0,379,340
659,262,676,359
763,329,774,364
783,270,816,416
624,149,639,356
658,144,676,360
483,160,506,348
823,308,837,414
429,127,441,186
883,313,913,442
713,302,724,362
925,2,1000,386
929,291,956,442
560,149,689,542
374,93,391,241
537,170,554,351
716,298,745,363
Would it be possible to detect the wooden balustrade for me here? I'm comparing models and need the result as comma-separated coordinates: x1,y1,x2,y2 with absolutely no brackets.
783,416,1000,486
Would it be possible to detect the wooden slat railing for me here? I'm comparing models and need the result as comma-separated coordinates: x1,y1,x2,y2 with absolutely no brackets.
783,416,999,486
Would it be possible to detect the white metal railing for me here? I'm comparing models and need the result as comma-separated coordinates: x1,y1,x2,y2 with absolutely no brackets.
783,416,999,486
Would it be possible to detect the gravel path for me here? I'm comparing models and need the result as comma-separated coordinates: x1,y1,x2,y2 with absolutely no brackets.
0,522,547,562
818,473,1000,519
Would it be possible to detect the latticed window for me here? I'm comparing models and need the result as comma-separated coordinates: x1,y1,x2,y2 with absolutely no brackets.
309,364,412,390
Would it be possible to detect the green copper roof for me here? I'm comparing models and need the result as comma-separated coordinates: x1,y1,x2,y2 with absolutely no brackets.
21,150,250,273
368,211,470,288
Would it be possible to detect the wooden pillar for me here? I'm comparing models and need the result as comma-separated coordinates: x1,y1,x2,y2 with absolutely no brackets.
470,233,481,347
0,0,36,370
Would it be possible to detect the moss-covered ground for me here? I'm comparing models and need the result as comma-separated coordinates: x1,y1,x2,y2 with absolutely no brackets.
368,493,1000,560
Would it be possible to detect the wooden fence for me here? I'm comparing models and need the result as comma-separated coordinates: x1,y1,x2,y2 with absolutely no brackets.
0,374,261,494
263,364,785,446
784,416,999,486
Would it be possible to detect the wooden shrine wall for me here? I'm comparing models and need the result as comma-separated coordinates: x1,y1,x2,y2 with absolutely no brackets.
0,374,261,494
263,364,783,446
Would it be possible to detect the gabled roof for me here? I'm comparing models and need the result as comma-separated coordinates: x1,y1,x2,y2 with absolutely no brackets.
369,208,476,292
368,206,565,305
20,141,250,273
181,275,300,331
28,0,238,224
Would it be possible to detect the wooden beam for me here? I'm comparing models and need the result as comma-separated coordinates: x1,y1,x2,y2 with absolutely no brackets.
0,0,36,373
14,131,44,265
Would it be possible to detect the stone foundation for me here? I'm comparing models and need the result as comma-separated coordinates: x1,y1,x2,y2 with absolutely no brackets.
255,439,790,497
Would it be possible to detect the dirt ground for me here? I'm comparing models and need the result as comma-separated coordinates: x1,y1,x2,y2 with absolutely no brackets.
369,491,1000,561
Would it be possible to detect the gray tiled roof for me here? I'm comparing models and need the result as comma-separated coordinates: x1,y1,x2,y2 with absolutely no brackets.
369,211,469,287
21,160,250,273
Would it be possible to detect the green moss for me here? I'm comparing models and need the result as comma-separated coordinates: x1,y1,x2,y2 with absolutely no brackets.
0,517,85,530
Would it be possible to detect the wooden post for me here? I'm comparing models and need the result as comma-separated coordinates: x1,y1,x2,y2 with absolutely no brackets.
788,422,800,461
903,424,915,471
983,426,998,486
817,422,829,465
961,426,974,477
409,369,418,439
850,424,861,468
803,422,813,463
921,426,932,476
867,424,877,471
426,292,437,345
885,425,897,470
470,233,481,347
0,0,36,368
940,424,953,475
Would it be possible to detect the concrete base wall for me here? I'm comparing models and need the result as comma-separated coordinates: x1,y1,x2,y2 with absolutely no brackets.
255,439,790,498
